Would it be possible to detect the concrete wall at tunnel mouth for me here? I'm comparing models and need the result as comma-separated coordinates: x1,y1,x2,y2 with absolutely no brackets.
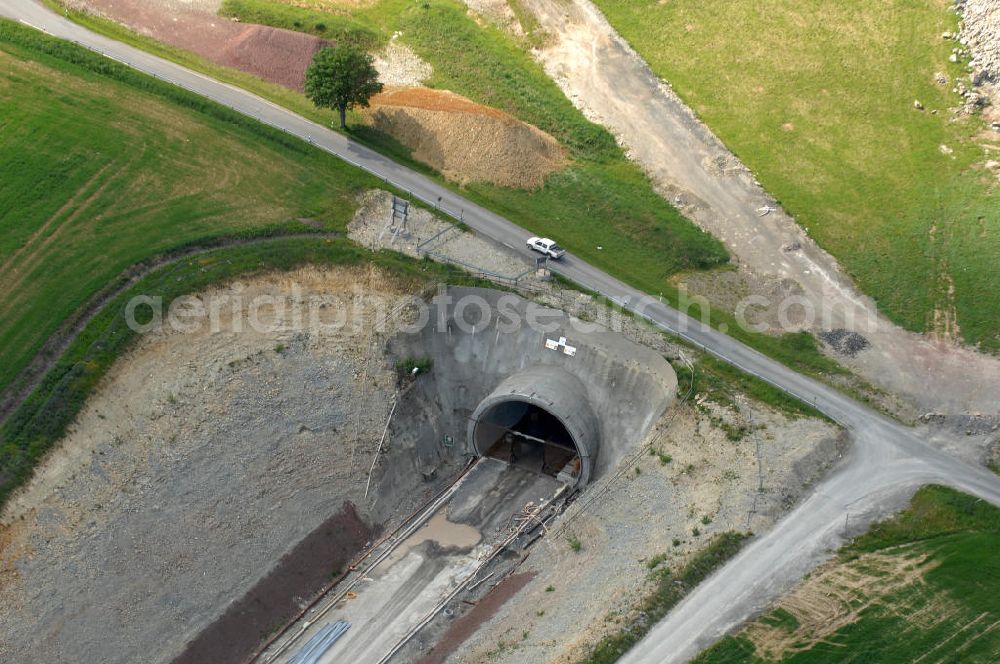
469,368,600,486
385,287,677,489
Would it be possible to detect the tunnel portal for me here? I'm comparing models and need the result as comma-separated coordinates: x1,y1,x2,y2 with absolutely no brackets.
473,401,581,482
468,368,600,486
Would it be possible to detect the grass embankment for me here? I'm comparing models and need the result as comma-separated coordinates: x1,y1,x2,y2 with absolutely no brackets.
593,0,999,351
673,355,826,421
580,532,750,664
217,0,383,45
695,486,1000,662
0,19,390,397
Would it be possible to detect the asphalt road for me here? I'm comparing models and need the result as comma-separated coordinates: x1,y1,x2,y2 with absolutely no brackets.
5,2,1000,661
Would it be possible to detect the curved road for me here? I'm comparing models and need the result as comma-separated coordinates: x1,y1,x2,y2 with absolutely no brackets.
4,2,999,661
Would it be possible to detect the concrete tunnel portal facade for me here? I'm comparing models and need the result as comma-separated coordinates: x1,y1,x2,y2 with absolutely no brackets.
468,368,600,486
386,287,678,495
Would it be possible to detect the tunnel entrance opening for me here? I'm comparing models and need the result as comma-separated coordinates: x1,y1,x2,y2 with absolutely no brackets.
474,401,582,483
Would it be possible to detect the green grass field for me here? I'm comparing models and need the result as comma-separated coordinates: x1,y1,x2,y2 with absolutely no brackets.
592,0,999,351
0,20,386,396
694,485,1000,663
672,354,826,421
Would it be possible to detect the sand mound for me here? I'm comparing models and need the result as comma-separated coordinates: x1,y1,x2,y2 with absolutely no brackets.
364,87,566,188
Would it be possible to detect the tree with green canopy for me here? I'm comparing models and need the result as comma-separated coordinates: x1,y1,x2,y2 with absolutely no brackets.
304,45,383,130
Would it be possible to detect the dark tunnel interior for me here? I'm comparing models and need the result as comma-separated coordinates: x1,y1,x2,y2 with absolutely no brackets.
474,401,581,481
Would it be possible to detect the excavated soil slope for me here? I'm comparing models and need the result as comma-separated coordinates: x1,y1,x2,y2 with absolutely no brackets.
66,0,327,90
364,87,567,188
0,266,426,664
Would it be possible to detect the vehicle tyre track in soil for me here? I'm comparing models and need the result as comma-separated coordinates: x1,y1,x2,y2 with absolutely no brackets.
0,157,133,306
0,162,113,276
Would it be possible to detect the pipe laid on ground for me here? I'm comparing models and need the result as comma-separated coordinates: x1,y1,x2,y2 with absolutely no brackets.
260,459,481,663
365,398,398,499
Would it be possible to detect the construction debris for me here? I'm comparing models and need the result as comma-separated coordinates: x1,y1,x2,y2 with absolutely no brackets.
819,329,871,357
287,622,352,664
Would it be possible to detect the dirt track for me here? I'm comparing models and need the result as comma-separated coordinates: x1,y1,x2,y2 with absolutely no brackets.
522,0,1000,418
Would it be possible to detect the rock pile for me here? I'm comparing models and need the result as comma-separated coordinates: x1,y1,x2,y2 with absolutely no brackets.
819,329,871,357
956,0,1000,82
373,35,432,87
954,0,1000,118
363,87,567,188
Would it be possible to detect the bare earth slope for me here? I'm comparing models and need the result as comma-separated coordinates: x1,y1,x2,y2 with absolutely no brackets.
0,266,409,664
364,87,567,188
65,0,326,89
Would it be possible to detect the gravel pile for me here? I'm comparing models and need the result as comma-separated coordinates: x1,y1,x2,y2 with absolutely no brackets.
819,329,871,357
373,37,433,87
363,88,567,188
957,0,1000,81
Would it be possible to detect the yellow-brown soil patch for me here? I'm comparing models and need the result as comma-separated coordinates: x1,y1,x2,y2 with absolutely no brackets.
746,548,943,660
364,87,567,188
